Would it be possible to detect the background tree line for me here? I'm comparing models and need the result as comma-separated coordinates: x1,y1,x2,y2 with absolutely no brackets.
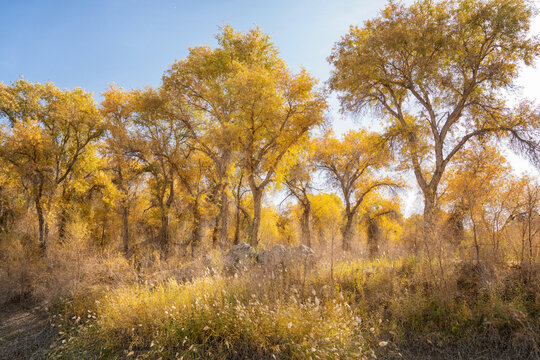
0,0,538,273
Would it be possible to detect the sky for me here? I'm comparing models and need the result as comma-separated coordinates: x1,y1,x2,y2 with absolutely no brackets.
1,0,539,215
0,0,384,96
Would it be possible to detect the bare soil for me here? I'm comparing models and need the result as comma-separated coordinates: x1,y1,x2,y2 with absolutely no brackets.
0,300,52,360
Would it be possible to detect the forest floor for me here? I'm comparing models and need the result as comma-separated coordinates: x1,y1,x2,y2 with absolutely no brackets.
0,256,537,359
0,300,53,360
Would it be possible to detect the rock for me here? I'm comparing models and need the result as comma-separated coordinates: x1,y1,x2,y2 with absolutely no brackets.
223,243,257,273
257,244,287,269
284,245,315,267
177,255,215,282
257,244,315,271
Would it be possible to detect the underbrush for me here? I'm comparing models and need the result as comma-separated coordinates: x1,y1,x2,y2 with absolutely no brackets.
45,256,539,359
47,275,369,359
0,232,138,306
327,258,539,359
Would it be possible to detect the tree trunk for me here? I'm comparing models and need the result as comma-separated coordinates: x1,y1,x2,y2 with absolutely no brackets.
158,201,169,255
341,212,354,251
160,178,175,256
233,175,244,245
423,194,436,244
58,185,69,241
423,193,441,278
58,207,68,241
215,153,231,249
219,185,229,248
211,214,220,248
35,179,47,252
251,189,263,248
36,199,47,251
99,221,107,248
471,213,481,263
527,200,533,269
367,219,379,259
233,203,241,245
300,202,311,248
122,204,129,256
191,204,202,257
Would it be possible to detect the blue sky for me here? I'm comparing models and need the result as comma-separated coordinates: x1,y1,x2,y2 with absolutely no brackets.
3,0,538,134
0,0,396,134
1,0,538,214
0,0,383,96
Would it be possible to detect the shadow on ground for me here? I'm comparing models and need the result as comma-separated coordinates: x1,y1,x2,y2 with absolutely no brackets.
0,299,53,360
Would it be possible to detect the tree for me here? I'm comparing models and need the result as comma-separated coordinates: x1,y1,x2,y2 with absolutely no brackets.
235,63,326,247
101,86,145,256
443,142,510,262
162,26,249,248
165,26,326,248
314,130,399,251
310,193,343,249
129,89,189,254
283,147,316,247
0,80,104,249
329,0,540,242
513,176,540,270
359,192,401,258
174,150,213,257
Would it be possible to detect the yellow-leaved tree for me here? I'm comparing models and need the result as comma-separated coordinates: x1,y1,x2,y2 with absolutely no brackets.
164,26,326,247
314,130,400,251
329,0,540,242
0,80,104,250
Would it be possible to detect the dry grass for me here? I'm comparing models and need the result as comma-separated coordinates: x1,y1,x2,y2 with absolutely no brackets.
31,254,539,360
1,217,538,359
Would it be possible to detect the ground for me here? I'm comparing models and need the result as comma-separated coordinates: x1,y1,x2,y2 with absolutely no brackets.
0,301,52,360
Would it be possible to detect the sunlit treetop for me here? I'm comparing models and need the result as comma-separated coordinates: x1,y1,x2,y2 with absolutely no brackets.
329,0,540,234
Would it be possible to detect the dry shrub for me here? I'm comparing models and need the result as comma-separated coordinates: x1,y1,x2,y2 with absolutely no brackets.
0,220,138,307
47,273,370,360
0,235,42,304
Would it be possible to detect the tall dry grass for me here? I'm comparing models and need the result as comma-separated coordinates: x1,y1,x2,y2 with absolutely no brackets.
41,254,539,360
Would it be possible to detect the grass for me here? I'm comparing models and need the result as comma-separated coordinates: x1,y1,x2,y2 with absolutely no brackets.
43,255,539,359
47,276,368,359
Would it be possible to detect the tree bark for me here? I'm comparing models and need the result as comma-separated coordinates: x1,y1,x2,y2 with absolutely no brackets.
58,207,68,241
233,174,244,245
158,195,170,256
36,199,47,251
422,194,440,278
233,204,241,245
367,219,379,259
158,205,169,253
300,202,312,248
251,188,263,247
122,204,130,256
341,211,354,251
35,180,47,251
57,185,69,241
215,152,231,249
470,210,481,263
160,178,175,256
423,194,436,245
191,204,202,257
219,185,229,248
211,214,220,248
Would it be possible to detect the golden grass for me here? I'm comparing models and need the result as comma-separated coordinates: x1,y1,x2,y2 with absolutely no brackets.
44,255,539,359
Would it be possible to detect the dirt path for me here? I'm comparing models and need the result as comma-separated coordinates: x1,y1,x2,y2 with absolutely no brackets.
0,303,52,360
